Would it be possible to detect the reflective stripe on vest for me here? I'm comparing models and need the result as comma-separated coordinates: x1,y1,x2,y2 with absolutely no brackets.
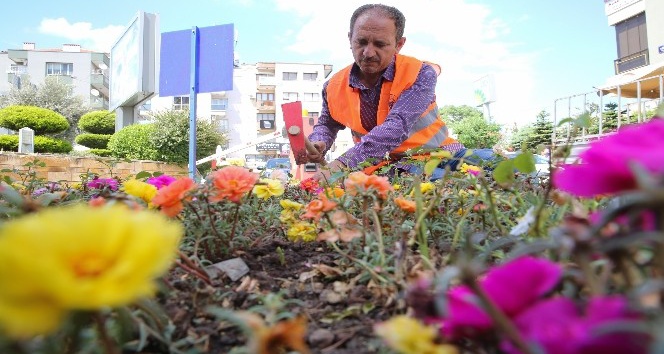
326,54,455,156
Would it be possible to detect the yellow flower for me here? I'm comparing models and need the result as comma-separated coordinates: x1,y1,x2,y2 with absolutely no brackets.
392,184,401,190
374,315,457,354
460,163,482,176
279,210,299,225
420,182,434,194
0,204,182,337
252,178,285,200
286,221,317,242
280,199,304,211
123,179,158,204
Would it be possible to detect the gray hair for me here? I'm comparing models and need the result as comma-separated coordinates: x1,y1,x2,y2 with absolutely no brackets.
349,4,406,42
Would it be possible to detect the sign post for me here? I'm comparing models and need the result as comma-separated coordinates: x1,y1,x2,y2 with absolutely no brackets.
160,23,234,180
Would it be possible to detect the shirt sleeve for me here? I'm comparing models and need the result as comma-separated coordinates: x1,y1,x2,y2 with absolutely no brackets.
308,81,346,151
338,63,438,169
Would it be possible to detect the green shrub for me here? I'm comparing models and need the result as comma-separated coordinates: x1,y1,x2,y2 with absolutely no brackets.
0,135,19,151
150,110,227,165
89,148,113,157
0,105,69,134
74,133,112,149
0,135,71,153
108,123,159,160
78,110,116,134
34,136,72,153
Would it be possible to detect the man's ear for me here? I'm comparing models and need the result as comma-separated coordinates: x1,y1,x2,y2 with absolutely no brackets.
348,31,352,42
396,37,406,53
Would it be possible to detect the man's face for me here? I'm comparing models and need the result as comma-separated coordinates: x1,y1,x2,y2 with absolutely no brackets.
349,12,405,78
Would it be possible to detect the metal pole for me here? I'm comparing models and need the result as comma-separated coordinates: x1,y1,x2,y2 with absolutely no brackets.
188,26,200,180
599,90,604,135
617,86,622,129
552,99,557,145
636,80,641,122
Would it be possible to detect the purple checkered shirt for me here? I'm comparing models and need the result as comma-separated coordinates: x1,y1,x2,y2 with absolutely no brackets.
309,56,464,169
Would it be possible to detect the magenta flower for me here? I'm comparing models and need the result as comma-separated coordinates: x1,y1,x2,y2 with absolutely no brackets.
501,296,648,354
86,177,119,191
554,118,664,198
442,256,562,339
146,175,177,190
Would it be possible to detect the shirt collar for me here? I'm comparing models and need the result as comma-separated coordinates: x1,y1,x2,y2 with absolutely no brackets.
348,55,396,89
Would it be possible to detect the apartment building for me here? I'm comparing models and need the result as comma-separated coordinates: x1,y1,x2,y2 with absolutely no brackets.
0,42,110,110
148,61,353,167
601,0,664,98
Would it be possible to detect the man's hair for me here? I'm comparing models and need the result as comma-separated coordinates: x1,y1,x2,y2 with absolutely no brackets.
349,4,406,42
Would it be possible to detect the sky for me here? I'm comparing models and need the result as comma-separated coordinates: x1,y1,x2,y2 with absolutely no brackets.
0,0,617,127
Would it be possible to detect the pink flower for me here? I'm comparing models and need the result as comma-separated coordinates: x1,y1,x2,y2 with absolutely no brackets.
554,118,664,197
442,256,562,339
501,296,649,354
146,175,177,190
86,177,119,191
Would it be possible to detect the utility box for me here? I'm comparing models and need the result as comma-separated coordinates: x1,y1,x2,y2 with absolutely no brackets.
18,127,34,153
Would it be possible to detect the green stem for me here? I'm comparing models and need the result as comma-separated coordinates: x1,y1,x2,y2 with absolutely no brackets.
94,312,119,354
369,209,385,266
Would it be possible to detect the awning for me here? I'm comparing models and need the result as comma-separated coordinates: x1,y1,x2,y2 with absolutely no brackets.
599,62,664,99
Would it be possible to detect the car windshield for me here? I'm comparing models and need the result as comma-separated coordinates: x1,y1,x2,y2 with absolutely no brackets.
266,158,290,169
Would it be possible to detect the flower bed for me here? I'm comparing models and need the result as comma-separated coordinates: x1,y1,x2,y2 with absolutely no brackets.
1,115,663,354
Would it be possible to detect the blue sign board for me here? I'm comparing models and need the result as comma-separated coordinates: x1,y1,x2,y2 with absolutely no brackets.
159,24,234,96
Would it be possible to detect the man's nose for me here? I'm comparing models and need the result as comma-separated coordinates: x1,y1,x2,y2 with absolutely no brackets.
363,45,376,58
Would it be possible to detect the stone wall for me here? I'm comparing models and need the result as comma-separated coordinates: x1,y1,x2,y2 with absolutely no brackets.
0,152,188,183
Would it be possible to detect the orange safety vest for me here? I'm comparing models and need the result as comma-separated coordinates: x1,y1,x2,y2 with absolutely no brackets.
325,54,458,173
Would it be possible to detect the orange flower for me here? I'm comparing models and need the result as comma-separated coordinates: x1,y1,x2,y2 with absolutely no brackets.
88,196,106,207
317,211,363,242
323,186,345,198
152,177,196,217
301,194,337,221
208,166,259,203
394,197,416,213
344,171,393,199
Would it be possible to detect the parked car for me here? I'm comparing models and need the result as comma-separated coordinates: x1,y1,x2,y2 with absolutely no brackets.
262,157,292,177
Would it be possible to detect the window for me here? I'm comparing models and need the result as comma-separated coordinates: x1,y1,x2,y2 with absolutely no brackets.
303,72,318,81
211,98,228,110
173,96,189,110
257,113,276,121
256,93,274,101
282,72,297,81
283,92,298,101
212,115,229,131
615,13,648,59
46,62,73,76
303,93,320,102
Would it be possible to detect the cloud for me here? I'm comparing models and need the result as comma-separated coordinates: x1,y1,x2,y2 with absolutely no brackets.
38,18,125,52
272,0,542,126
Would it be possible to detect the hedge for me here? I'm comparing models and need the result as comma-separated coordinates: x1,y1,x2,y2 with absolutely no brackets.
0,106,69,135
0,135,72,153
74,133,112,149
88,148,113,157
78,111,116,134
108,123,159,161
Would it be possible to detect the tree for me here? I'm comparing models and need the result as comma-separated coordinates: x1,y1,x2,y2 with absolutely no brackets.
448,113,502,149
0,76,88,142
439,105,484,125
528,110,554,150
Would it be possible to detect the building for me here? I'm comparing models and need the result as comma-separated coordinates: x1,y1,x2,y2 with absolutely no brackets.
0,42,110,110
148,61,353,169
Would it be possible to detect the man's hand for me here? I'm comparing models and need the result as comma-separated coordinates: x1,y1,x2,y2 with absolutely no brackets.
306,141,327,164
312,159,345,183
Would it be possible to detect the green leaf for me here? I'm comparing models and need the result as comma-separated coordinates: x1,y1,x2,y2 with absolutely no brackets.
423,158,441,177
556,117,574,127
0,182,25,207
492,160,515,186
575,112,592,128
513,151,535,173
135,171,153,180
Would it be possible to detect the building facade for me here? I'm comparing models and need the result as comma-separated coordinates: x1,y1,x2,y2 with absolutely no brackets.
148,61,352,168
0,42,110,110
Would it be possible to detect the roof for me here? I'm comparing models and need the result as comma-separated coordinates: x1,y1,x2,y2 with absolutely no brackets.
599,61,664,99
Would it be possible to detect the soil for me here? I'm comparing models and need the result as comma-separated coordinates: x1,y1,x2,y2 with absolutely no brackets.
161,239,407,354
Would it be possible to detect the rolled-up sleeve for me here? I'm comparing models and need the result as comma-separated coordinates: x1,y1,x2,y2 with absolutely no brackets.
338,63,438,169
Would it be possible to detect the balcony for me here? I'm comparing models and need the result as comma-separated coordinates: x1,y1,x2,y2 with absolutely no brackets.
90,71,110,96
6,65,29,86
7,49,28,64
46,74,73,85
256,62,275,73
254,100,275,112
91,52,110,70
90,95,109,110
614,49,649,74
257,75,276,91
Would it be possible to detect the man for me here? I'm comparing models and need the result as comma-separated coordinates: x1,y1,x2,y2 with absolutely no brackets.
306,4,486,182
